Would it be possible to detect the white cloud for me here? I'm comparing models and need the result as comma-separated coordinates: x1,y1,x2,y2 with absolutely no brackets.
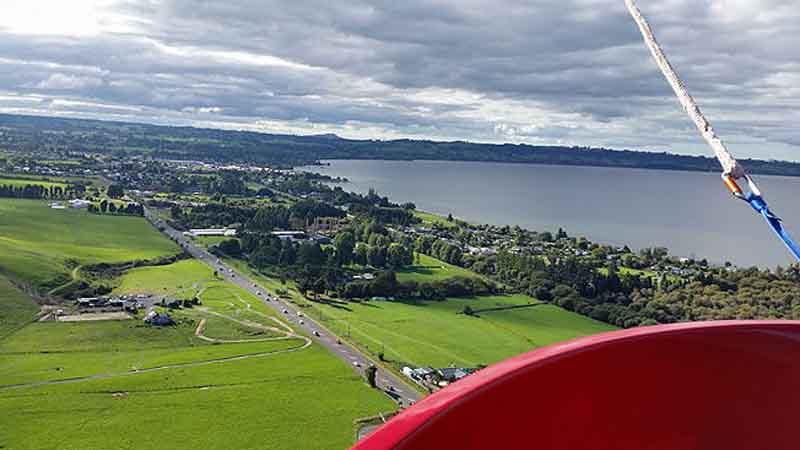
35,74,104,90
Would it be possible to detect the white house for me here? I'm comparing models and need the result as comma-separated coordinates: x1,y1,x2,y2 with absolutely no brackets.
69,199,92,209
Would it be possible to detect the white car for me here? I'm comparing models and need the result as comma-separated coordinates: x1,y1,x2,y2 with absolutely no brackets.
313,331,321,337
282,309,288,314
297,312,304,317
299,320,305,325
352,361,361,368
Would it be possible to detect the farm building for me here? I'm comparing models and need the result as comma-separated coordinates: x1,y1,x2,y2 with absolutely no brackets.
188,228,237,237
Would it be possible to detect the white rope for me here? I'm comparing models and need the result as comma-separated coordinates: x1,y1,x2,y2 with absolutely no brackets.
624,0,744,178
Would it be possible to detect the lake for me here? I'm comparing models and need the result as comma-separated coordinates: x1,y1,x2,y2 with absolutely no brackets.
301,160,800,268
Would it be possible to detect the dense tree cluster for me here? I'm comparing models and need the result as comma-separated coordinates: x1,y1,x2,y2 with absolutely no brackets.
173,199,346,232
0,183,81,199
106,184,124,198
88,200,144,216
471,250,800,327
171,203,254,229
414,235,463,266
340,274,497,301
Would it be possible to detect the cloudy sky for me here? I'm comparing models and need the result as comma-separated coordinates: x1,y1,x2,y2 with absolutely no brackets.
0,0,798,160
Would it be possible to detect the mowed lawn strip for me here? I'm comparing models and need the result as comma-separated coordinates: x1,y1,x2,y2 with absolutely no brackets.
0,199,179,289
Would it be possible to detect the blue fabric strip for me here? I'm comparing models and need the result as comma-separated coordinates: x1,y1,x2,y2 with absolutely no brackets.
746,194,800,262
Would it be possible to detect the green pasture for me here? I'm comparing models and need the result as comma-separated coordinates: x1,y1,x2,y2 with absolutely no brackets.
113,259,217,299
0,345,393,450
0,258,394,449
0,176,67,189
396,253,481,283
413,210,459,229
0,276,39,339
312,294,616,368
0,199,179,290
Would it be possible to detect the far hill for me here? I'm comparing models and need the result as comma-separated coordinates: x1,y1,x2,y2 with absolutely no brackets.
2,113,799,176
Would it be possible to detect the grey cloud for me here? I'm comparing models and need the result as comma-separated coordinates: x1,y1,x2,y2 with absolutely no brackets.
0,0,798,160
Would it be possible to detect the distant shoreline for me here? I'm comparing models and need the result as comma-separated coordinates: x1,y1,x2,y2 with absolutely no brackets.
3,112,800,178
305,158,800,179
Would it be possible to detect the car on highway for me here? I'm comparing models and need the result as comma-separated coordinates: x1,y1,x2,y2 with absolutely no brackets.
352,361,361,368
297,312,304,317
313,331,321,337
282,309,288,314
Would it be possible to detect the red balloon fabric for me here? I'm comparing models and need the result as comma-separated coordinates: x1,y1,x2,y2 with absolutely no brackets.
353,321,800,450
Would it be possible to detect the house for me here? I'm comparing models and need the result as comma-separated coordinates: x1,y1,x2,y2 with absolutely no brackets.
271,231,307,241
69,199,92,209
412,367,435,379
76,297,108,308
437,367,472,382
310,234,332,245
144,311,174,326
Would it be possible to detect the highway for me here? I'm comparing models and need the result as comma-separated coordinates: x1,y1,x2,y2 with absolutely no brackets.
144,209,423,407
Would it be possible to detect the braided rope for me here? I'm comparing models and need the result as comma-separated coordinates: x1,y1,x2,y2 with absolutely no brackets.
625,0,744,178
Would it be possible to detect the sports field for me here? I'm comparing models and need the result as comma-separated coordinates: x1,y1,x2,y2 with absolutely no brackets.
0,260,395,450
0,199,179,290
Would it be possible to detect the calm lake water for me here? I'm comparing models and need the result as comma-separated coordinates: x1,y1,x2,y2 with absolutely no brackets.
301,160,800,268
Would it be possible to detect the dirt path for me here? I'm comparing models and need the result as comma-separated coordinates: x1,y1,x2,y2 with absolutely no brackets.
192,315,296,344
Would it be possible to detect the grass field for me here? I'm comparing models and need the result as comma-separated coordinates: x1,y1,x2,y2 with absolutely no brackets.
396,253,482,283
312,294,616,368
0,345,393,450
0,258,395,449
221,257,614,368
0,199,180,290
193,235,230,248
0,176,67,189
113,259,217,299
413,210,459,229
0,276,39,339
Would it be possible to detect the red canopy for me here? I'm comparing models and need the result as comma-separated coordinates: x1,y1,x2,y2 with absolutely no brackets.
353,321,800,450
